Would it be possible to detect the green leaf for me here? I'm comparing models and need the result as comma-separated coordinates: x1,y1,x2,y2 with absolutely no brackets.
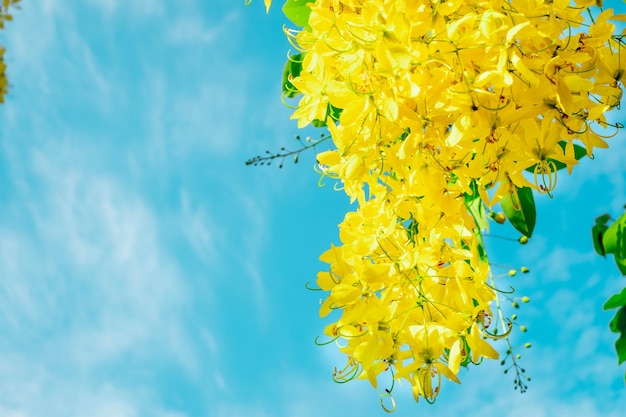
281,53,304,98
592,214,611,256
460,338,472,367
312,104,342,127
464,181,489,231
604,287,626,311
602,212,626,274
616,332,626,365
616,257,626,276
500,186,536,238
524,141,587,173
608,306,626,364
282,0,314,27
609,306,626,333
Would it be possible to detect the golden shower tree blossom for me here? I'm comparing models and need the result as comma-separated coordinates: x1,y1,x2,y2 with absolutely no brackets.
251,0,626,408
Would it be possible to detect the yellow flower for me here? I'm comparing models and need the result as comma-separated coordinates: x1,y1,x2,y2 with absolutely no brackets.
467,323,499,363
270,0,626,405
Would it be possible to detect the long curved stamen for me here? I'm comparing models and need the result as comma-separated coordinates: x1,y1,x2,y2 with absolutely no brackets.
314,335,339,346
534,159,557,195
480,318,513,340
380,392,396,413
589,120,623,138
321,26,354,53
333,358,361,383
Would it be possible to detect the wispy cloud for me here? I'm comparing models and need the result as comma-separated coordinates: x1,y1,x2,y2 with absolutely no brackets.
85,0,165,18
0,353,191,417
180,189,218,264
167,12,240,46
0,135,205,414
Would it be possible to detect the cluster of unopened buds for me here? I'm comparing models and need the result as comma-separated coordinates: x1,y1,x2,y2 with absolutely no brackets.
252,0,626,409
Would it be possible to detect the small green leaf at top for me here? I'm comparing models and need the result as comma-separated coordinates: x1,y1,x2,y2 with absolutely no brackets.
283,0,314,27
500,186,536,238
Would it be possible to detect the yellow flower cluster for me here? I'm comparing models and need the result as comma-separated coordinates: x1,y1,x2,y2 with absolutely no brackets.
276,0,625,405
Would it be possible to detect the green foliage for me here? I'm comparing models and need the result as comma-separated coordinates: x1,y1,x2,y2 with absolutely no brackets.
592,211,626,274
500,186,536,238
463,181,489,262
610,307,626,366
592,214,612,256
594,210,626,382
465,181,489,231
605,287,626,311
282,0,314,27
603,289,626,380
311,103,342,127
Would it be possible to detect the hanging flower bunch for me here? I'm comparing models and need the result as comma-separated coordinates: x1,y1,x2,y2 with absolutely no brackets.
250,0,626,408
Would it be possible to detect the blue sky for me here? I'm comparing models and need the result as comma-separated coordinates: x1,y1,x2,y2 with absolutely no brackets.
0,1,625,416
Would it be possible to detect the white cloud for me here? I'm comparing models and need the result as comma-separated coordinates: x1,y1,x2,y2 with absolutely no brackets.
540,246,596,282
5,0,123,122
86,0,119,15
180,189,218,264
85,0,165,18
516,235,597,283
0,355,190,417
0,409,28,417
140,65,255,162
26,144,190,357
170,82,249,155
167,12,240,45
0,139,205,415
212,404,272,417
234,190,270,322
